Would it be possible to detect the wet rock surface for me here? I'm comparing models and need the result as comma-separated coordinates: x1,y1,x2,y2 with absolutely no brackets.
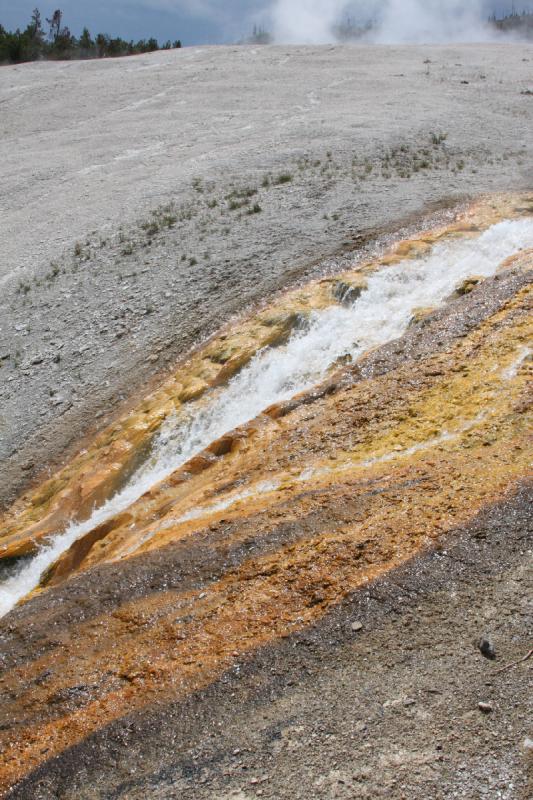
1,44,533,508
3,486,531,800
0,207,531,796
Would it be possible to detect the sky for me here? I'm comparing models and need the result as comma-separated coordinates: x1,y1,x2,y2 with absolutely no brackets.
0,1,529,46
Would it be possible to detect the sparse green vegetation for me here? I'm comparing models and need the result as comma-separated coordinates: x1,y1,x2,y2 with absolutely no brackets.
46,263,60,281
162,214,177,229
431,132,448,146
17,280,31,295
226,186,258,211
141,221,160,238
274,173,293,185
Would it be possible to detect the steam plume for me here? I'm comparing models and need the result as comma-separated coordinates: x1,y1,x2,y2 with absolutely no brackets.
271,0,347,43
269,1,519,44
374,0,491,43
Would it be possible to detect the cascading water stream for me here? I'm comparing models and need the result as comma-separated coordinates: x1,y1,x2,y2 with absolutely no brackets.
1,217,532,616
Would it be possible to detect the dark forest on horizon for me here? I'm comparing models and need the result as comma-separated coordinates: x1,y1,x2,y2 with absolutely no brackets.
0,7,182,65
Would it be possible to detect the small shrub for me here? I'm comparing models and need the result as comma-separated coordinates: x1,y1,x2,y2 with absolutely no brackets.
17,281,31,295
228,186,257,200
163,214,177,228
142,221,160,237
247,203,262,215
431,132,448,146
274,173,293,185
46,263,60,281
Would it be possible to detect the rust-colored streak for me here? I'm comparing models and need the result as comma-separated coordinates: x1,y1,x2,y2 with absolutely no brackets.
0,195,532,794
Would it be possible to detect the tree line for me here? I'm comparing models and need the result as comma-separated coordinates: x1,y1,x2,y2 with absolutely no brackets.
0,8,182,65
490,9,533,36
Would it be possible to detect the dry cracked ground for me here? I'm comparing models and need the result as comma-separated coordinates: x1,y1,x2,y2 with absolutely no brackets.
0,44,532,799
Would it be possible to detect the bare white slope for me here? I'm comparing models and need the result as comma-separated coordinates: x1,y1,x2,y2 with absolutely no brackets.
1,44,531,283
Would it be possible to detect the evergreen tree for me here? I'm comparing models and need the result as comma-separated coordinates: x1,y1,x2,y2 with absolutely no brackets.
0,7,184,65
79,27,94,56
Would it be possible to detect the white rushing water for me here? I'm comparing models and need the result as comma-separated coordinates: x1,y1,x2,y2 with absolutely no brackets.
1,217,532,616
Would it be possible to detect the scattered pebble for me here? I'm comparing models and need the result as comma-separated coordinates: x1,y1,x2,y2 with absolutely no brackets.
478,636,496,660
478,702,493,714
351,621,363,632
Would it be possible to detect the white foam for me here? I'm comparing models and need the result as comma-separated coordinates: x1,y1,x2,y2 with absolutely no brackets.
1,217,532,616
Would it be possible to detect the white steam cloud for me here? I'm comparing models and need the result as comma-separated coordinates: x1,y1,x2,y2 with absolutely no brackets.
269,1,516,44
271,0,347,44
374,0,491,44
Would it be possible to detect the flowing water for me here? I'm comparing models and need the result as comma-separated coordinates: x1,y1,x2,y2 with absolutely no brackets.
1,217,532,616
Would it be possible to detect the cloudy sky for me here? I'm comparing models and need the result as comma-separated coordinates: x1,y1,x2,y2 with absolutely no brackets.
0,1,527,46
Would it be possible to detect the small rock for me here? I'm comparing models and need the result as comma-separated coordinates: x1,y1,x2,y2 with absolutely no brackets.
331,276,368,306
147,353,159,363
31,355,44,365
478,702,493,714
351,621,363,632
454,275,484,296
408,306,436,327
522,737,533,754
478,636,496,660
